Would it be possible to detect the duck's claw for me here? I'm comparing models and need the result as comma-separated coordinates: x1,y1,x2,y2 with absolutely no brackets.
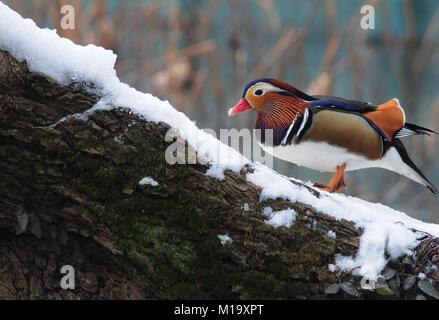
313,164,347,193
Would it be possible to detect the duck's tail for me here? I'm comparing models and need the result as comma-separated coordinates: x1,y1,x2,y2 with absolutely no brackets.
395,122,437,138
390,139,437,194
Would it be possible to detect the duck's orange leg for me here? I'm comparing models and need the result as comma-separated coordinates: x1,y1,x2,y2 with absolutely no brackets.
314,164,346,193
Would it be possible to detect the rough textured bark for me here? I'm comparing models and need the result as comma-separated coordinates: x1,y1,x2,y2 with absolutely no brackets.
0,49,439,300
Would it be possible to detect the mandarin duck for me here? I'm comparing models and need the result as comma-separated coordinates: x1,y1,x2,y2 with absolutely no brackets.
228,78,437,194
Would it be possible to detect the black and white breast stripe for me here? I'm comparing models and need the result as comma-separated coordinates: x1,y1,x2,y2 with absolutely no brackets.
280,108,312,146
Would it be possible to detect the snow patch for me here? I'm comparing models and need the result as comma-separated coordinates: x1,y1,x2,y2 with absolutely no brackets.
206,164,225,181
263,207,297,228
328,264,337,272
333,222,418,280
139,177,158,187
326,230,337,239
217,234,233,246
3,2,439,281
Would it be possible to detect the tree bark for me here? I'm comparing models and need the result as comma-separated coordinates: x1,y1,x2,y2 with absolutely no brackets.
0,49,438,300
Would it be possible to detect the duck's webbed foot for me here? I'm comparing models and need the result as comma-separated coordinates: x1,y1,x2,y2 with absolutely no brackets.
313,164,347,193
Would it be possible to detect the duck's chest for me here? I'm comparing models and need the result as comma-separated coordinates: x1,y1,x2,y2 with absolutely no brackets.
260,140,368,172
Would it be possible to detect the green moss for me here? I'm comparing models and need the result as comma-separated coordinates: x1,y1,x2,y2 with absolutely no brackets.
92,203,106,218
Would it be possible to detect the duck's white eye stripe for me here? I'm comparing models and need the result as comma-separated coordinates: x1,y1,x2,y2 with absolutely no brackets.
247,82,283,94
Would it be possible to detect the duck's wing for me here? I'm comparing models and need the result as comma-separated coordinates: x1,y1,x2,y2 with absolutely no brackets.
312,95,377,113
293,106,385,160
309,97,406,141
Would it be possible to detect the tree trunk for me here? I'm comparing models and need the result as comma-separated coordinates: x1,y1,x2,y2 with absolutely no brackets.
0,50,438,300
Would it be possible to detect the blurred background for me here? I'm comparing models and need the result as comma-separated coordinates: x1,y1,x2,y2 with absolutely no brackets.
4,0,439,222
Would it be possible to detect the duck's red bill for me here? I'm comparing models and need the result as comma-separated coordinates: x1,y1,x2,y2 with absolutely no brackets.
228,98,251,116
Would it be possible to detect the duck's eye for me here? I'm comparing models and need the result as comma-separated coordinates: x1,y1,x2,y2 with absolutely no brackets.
255,89,264,96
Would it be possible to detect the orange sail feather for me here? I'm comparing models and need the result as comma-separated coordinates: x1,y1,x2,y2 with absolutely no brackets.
364,98,405,141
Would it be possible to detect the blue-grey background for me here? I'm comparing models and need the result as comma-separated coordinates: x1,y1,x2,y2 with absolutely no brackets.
5,0,439,222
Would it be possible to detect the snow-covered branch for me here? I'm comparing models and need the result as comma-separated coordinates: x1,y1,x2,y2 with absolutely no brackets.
1,3,439,299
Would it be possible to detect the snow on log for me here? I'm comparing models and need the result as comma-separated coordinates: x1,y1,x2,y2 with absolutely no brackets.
1,3,439,299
